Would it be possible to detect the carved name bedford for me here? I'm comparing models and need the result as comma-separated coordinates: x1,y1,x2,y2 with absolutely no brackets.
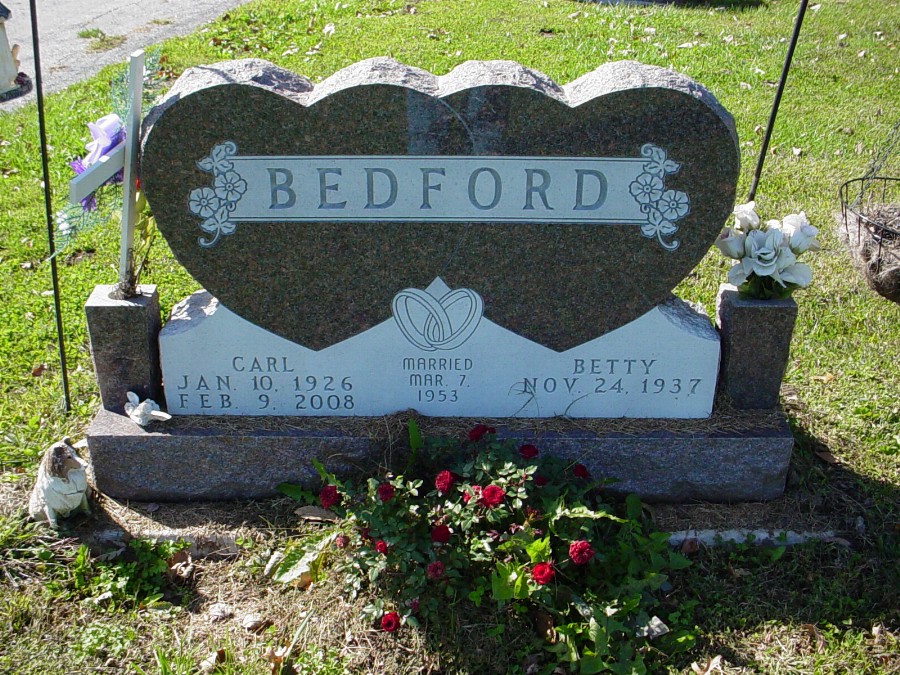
188,143,690,250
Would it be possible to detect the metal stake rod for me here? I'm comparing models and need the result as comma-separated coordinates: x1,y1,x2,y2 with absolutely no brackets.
29,0,71,412
747,0,810,202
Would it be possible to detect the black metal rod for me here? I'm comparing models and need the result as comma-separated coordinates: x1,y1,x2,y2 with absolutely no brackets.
29,0,71,412
748,0,810,202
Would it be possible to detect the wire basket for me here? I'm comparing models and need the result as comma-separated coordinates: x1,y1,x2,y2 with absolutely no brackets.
839,176,900,302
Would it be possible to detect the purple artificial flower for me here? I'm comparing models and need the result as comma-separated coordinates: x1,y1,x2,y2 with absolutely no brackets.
84,114,125,168
69,114,125,212
68,158,96,211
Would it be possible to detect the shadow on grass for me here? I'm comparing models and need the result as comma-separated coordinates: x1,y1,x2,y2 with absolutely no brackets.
665,410,899,670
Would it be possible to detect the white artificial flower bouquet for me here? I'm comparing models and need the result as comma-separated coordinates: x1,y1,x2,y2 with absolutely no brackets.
715,201,819,299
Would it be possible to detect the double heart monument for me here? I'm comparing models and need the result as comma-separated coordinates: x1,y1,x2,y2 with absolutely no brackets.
83,58,794,502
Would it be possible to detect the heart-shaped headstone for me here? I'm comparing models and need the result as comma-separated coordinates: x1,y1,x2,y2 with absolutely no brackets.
142,58,738,351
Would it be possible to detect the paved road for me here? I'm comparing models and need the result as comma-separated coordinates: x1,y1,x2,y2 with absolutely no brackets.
2,0,248,110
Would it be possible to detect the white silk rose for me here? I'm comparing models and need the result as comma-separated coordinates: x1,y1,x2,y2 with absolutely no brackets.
782,212,820,254
742,227,793,278
779,261,813,287
732,201,760,233
714,227,745,259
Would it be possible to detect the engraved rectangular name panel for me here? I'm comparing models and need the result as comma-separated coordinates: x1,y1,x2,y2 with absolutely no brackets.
187,143,691,250
232,156,646,222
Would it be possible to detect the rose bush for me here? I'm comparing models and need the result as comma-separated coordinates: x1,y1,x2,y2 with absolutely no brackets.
380,611,401,632
518,443,539,459
272,423,694,673
434,470,454,494
376,482,395,503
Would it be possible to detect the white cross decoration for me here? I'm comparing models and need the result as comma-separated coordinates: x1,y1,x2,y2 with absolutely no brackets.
67,49,144,288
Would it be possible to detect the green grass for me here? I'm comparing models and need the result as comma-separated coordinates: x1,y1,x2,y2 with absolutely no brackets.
1,0,898,672
76,28,105,40
75,27,127,52
87,34,127,52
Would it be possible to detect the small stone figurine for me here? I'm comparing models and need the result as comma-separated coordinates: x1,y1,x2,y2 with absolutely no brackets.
124,391,172,426
28,437,90,528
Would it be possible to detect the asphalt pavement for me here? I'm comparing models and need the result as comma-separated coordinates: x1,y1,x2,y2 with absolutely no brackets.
1,0,248,110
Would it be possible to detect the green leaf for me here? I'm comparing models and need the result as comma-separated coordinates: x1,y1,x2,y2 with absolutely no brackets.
275,482,313,503
568,504,625,521
549,499,626,526
565,590,593,620
588,616,611,657
767,546,787,562
526,536,551,563
554,624,582,662
513,569,531,599
491,562,519,601
408,418,424,450
311,458,338,485
625,494,643,521
272,532,338,585
579,654,606,674
667,551,691,570
496,535,528,555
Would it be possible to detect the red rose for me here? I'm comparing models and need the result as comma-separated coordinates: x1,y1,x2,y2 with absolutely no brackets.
377,482,395,502
358,526,371,541
375,540,388,554
334,534,349,549
426,560,445,579
533,474,548,487
431,524,451,544
434,470,454,494
409,598,420,613
572,463,590,479
380,611,401,632
568,540,594,565
468,423,496,442
518,444,539,459
531,562,555,585
479,485,505,508
319,485,340,509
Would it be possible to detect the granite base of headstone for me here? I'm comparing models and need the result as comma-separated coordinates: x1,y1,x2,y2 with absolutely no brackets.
85,285,162,413
85,407,793,502
715,283,798,409
85,409,380,501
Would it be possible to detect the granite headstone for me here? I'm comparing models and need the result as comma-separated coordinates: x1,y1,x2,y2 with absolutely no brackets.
142,58,739,353
84,58,798,501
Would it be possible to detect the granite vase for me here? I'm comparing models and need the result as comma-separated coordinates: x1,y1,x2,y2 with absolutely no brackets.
715,283,798,409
